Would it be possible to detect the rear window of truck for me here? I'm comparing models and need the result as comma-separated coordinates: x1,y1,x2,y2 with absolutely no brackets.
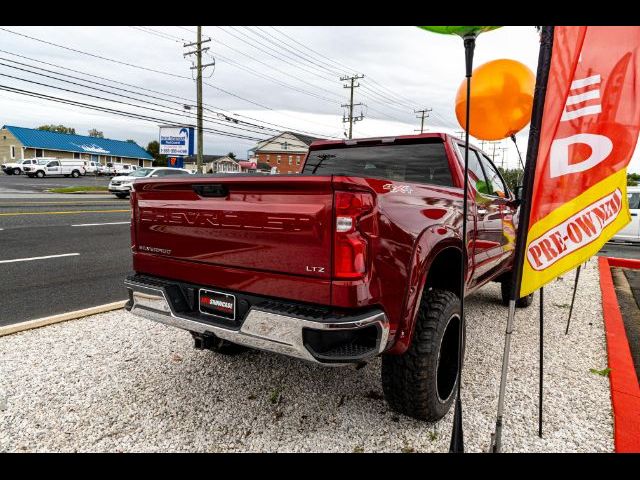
302,141,453,186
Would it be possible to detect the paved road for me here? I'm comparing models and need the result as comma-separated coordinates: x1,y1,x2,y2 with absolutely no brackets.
597,241,640,260
0,192,132,326
0,171,111,192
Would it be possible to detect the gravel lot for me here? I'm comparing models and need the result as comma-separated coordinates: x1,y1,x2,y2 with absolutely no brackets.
0,259,613,452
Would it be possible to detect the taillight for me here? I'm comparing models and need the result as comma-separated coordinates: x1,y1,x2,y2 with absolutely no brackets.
334,191,373,279
129,189,137,251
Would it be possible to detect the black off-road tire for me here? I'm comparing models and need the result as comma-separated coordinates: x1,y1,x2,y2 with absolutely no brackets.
12,168,21,175
191,332,249,355
500,278,534,308
381,289,464,422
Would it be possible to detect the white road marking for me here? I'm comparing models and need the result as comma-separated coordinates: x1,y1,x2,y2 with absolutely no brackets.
0,253,80,264
71,221,130,227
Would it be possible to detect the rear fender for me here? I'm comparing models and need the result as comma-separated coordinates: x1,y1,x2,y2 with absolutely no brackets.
386,226,461,355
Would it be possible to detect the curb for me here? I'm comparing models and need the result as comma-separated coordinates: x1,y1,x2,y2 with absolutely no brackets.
598,256,640,453
0,300,127,337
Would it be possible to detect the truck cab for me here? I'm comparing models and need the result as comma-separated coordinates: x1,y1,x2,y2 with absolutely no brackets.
24,159,86,178
2,157,46,175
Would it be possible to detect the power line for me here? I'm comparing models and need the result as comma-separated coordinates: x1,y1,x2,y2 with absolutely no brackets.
262,27,459,130
0,27,189,80
237,26,422,122
0,70,281,139
267,26,422,109
126,28,344,132
0,48,334,138
214,26,340,88
0,57,310,137
208,30,341,103
0,83,317,149
129,26,186,43
210,26,422,125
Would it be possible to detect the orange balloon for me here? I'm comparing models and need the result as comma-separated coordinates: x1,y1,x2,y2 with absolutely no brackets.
455,59,535,141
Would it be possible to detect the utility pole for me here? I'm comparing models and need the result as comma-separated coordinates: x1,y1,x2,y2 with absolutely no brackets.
184,26,214,174
498,146,508,169
414,108,432,133
340,74,365,139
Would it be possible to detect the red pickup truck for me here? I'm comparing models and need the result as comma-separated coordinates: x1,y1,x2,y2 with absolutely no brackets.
124,133,533,421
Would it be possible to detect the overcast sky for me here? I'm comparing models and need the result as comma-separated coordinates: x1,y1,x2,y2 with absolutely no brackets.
1,26,638,171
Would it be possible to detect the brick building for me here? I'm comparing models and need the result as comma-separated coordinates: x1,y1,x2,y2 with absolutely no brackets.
250,131,321,174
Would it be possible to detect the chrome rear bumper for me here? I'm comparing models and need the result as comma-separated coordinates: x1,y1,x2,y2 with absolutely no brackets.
124,278,389,365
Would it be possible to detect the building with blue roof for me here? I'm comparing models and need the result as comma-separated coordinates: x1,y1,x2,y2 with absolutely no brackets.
0,125,153,167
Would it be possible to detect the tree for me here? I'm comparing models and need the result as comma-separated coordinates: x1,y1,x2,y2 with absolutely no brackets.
227,152,236,160
88,129,104,138
147,140,167,167
628,172,640,186
37,124,76,135
497,167,524,192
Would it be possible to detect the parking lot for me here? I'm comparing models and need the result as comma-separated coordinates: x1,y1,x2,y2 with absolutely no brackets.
0,172,111,193
0,174,130,326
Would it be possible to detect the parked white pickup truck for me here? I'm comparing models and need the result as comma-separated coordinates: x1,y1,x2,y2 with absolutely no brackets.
24,159,86,178
83,160,103,175
1,157,55,175
104,163,138,177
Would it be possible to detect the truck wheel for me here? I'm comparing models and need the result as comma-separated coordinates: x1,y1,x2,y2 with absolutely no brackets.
500,279,534,308
115,193,128,199
71,170,80,178
191,332,249,355
381,289,464,421
36,171,45,178
13,168,21,175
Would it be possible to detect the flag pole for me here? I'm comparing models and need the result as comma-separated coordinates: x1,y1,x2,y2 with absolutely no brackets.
449,32,476,454
565,266,581,335
490,26,555,453
539,286,544,437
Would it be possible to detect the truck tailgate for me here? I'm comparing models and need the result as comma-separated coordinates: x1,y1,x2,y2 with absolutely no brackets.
133,175,334,280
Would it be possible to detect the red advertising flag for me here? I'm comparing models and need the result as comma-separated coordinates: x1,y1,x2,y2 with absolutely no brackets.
520,26,640,296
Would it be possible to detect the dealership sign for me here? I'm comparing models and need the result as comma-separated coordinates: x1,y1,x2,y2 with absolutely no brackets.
519,26,640,297
159,126,194,156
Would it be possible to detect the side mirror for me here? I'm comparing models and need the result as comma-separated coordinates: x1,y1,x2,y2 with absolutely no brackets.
514,185,524,204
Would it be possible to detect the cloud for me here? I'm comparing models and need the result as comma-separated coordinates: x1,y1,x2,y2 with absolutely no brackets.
1,26,638,172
